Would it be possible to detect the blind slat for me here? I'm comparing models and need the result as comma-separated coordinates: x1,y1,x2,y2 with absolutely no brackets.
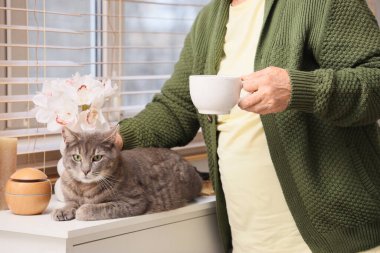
0,25,188,35
1,60,175,67
17,160,60,170
0,43,182,50
0,24,82,34
83,30,187,35
109,0,205,7
109,75,170,81
0,60,82,67
0,78,50,84
0,91,159,103
120,90,160,95
0,7,196,21
1,106,145,121
83,61,177,65
0,111,35,121
0,128,59,138
17,135,60,154
0,95,32,102
0,75,170,85
0,6,82,17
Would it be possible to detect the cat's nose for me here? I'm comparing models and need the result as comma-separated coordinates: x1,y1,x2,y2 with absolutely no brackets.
82,169,91,176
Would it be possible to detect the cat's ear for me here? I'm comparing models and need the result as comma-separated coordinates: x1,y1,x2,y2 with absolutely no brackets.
62,127,80,144
103,125,123,150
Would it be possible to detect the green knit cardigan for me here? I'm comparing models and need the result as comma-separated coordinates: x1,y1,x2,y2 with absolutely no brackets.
119,0,380,252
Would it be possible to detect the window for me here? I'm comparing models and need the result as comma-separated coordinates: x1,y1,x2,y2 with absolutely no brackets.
0,0,209,182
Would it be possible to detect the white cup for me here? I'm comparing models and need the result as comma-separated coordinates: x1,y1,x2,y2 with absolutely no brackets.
189,75,242,115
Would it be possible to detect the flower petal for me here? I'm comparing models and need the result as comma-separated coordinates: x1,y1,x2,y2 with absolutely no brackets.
35,109,53,123
47,120,62,131
32,94,48,107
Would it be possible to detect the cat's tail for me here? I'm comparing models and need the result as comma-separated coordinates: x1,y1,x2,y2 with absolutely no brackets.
194,167,209,181
185,166,204,199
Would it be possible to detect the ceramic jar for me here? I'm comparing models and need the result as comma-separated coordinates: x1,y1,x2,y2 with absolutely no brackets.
5,168,52,215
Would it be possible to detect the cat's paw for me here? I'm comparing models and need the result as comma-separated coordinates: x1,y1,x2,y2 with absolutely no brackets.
76,204,96,221
52,207,76,221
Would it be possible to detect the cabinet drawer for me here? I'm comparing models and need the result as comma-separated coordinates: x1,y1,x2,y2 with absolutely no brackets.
73,214,223,253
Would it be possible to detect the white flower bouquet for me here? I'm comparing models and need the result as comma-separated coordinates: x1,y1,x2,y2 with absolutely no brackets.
33,73,118,202
33,73,118,132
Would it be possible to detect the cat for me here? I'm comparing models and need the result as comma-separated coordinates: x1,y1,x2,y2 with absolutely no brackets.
52,126,203,221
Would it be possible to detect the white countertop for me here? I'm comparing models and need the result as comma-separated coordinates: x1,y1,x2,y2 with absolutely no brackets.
0,195,216,239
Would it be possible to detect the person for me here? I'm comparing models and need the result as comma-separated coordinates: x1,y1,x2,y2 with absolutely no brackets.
118,0,380,252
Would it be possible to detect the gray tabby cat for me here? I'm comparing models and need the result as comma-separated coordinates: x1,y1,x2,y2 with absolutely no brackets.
52,126,202,221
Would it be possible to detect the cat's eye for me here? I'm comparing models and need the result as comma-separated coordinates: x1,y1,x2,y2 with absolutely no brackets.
92,155,103,162
72,154,82,162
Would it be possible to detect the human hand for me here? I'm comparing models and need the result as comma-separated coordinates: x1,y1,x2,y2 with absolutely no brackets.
238,66,291,115
115,132,123,150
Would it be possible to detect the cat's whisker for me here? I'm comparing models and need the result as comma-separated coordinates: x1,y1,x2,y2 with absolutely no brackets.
100,172,119,179
98,179,113,197
106,175,120,180
104,179,118,196
98,180,107,192
94,176,109,197
104,177,121,183
100,177,117,197
100,174,122,183
101,178,111,190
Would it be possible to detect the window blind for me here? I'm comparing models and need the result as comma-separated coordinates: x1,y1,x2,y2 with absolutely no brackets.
0,0,209,182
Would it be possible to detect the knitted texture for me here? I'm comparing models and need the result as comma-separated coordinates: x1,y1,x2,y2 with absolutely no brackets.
119,0,380,252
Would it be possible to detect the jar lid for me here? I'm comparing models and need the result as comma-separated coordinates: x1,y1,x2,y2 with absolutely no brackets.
10,168,48,181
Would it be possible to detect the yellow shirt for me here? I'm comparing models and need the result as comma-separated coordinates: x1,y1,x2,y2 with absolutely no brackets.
217,0,311,252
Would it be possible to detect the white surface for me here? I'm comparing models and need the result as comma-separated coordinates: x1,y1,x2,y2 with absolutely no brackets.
0,195,222,253
0,195,216,238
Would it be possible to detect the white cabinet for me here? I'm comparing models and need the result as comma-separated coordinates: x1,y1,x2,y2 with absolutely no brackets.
0,196,222,253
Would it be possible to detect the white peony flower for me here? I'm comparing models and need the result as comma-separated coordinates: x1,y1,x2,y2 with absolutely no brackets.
32,73,117,132
77,108,110,132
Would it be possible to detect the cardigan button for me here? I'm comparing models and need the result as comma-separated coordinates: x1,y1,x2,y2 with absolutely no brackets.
207,115,213,123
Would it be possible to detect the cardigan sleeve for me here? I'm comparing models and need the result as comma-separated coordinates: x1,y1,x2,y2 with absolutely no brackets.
287,0,380,127
118,24,200,149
